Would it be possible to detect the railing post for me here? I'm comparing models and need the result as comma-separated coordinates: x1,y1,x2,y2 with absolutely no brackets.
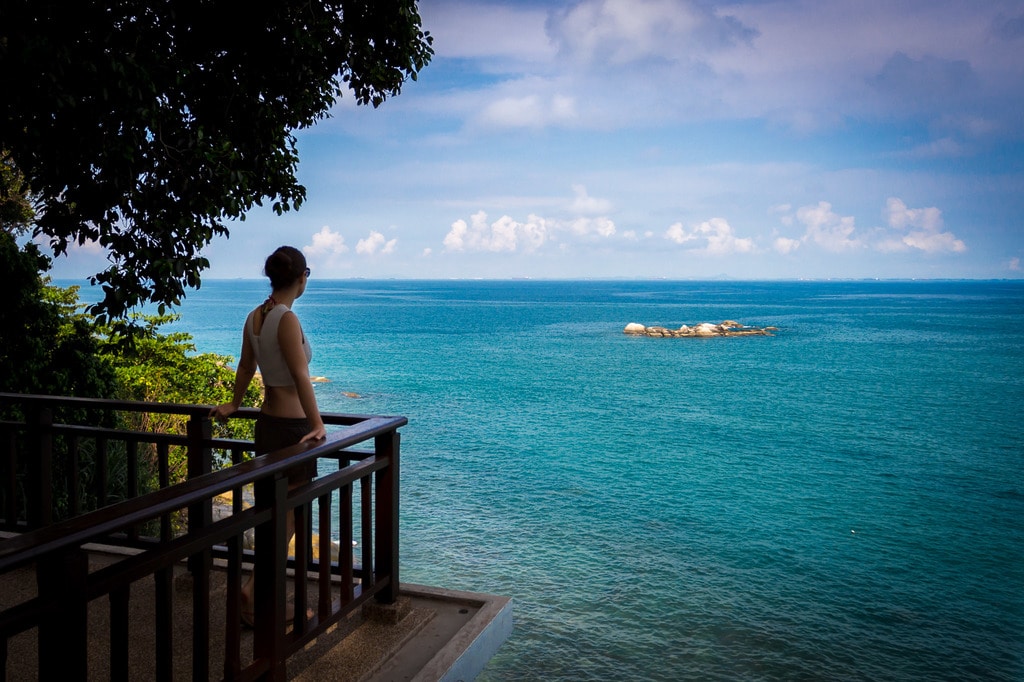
37,547,88,678
374,430,400,603
186,415,212,575
3,426,17,530
253,472,289,681
186,412,213,480
184,413,213,678
27,406,53,528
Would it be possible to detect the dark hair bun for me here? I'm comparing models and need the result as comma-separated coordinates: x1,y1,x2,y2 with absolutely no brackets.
264,246,307,290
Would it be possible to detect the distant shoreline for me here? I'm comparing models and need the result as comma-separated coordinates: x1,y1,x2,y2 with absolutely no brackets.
52,277,1024,285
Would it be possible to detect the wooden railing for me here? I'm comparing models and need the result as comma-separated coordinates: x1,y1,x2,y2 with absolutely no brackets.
0,393,406,681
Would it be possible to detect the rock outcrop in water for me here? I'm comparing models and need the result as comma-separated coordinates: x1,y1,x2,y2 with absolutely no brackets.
624,320,777,337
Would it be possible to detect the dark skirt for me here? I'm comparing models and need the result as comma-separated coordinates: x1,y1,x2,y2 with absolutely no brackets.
254,413,317,484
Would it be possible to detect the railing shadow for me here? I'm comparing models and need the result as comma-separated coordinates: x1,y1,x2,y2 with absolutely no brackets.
0,393,406,681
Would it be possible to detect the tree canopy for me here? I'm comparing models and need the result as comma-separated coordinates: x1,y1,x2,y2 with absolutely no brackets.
0,1,432,321
2,229,265,520
1,230,116,398
0,151,34,233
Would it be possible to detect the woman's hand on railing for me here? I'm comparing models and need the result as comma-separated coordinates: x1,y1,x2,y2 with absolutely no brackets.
300,424,327,443
209,402,238,422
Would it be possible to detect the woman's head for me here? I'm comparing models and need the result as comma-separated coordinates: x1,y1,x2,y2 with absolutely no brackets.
264,246,308,291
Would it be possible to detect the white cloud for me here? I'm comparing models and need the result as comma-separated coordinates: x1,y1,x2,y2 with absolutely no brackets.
664,217,756,255
303,226,348,257
419,2,556,63
780,198,965,256
774,237,801,255
882,197,966,254
442,208,618,253
665,222,696,246
442,218,469,251
901,230,967,254
885,197,943,232
717,1,1019,115
356,230,398,256
567,216,616,238
445,212,510,252
415,0,1024,138
549,0,756,66
569,184,612,214
441,185,619,253
796,202,862,252
298,226,353,274
443,211,551,252
478,93,578,129
37,233,103,255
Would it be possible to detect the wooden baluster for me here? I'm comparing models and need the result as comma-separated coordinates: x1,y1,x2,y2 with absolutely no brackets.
155,564,174,682
110,584,130,682
126,438,139,541
186,415,212,574
28,407,53,528
360,476,373,592
69,435,81,516
374,431,400,603
253,473,289,681
340,482,354,603
37,547,88,678
96,436,109,508
293,498,309,635
186,414,212,680
317,493,333,617
3,428,16,529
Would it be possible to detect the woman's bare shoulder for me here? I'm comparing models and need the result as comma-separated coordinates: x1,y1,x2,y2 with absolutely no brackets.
275,308,302,335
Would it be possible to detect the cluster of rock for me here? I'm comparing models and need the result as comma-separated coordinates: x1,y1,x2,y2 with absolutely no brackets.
623,320,777,337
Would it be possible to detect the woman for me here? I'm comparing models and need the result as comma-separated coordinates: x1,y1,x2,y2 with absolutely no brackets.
210,245,325,625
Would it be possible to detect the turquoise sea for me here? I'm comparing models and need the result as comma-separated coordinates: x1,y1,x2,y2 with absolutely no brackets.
169,280,1023,681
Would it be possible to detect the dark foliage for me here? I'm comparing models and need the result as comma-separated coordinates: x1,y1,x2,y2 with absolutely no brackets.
0,230,117,398
0,1,432,321
0,151,33,233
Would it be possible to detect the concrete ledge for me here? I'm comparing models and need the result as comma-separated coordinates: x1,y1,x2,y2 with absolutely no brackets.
360,584,513,682
405,584,513,682
287,584,512,682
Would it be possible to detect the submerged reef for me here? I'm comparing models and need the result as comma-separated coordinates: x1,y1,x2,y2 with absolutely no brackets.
623,320,777,337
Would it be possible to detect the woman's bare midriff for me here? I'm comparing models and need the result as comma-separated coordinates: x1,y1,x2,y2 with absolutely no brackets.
262,385,306,419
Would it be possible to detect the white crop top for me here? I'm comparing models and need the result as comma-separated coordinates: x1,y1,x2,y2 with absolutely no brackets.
245,304,312,387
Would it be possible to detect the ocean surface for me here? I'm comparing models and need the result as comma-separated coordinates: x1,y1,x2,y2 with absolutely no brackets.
167,279,1023,681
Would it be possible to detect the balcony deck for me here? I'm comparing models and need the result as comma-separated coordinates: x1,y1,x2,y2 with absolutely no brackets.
1,540,512,681
0,394,511,680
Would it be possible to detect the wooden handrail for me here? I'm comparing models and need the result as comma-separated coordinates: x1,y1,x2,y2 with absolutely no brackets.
0,416,403,570
0,392,400,529
0,393,408,681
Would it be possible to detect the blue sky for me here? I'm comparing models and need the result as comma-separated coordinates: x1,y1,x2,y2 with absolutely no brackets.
49,0,1024,281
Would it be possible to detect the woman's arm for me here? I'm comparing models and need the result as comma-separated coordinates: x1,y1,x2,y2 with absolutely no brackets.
278,311,326,442
210,326,258,420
